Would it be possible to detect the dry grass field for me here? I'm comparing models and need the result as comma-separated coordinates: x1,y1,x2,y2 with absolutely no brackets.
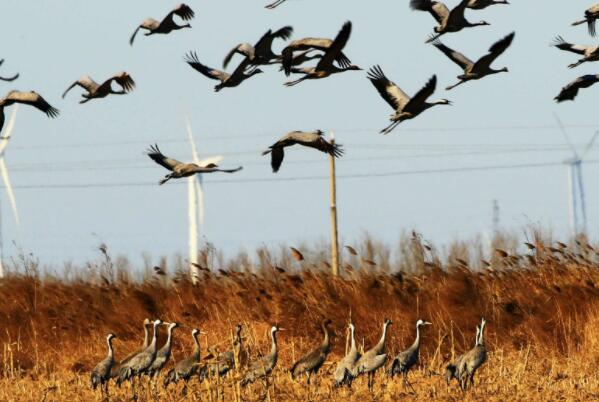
2,233,599,401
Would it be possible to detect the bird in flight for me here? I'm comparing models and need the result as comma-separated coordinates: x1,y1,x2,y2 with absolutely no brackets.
130,4,195,45
0,90,59,134
62,72,135,104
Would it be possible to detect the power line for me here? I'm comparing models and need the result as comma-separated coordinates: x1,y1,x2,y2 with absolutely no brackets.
5,159,599,190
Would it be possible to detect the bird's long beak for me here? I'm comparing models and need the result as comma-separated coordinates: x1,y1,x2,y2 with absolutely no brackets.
425,321,433,326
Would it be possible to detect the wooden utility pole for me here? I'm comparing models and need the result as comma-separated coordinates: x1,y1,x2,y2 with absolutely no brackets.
329,132,339,276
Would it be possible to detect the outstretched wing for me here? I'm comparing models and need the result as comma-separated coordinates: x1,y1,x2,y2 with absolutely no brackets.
307,136,344,157
473,32,515,71
3,91,59,118
146,144,183,171
367,65,410,111
163,3,195,25
410,0,449,24
270,147,285,173
254,26,293,56
112,72,136,92
404,75,437,112
185,51,229,81
62,76,98,98
223,43,255,69
431,38,473,70
552,36,587,55
316,21,352,70
554,75,599,102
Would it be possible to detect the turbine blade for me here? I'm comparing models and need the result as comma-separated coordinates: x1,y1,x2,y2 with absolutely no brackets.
196,176,205,226
581,130,599,160
0,158,20,228
0,105,18,155
185,115,201,164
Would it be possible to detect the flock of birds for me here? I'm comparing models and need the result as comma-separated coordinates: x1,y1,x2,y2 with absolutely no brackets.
2,2,599,184
90,317,487,397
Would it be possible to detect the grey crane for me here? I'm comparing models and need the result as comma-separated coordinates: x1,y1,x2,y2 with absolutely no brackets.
572,4,599,37
262,130,343,173
467,0,509,9
147,322,179,378
333,322,360,387
91,333,117,396
279,50,323,72
552,36,599,68
240,325,282,386
457,318,487,390
554,74,599,102
265,0,288,9
117,319,163,385
0,90,59,134
410,0,490,43
354,318,393,390
445,325,479,385
281,32,353,76
0,60,18,82
110,318,151,379
130,4,194,45
164,328,205,387
431,32,515,90
389,319,432,391
208,324,248,377
290,319,332,384
284,21,361,87
185,51,263,92
223,26,293,69
367,65,451,134
146,144,243,185
62,72,135,104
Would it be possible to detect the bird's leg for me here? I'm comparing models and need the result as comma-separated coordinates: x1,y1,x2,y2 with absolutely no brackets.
0,74,19,82
404,372,416,394
284,76,308,87
159,175,172,185
380,120,400,135
425,31,444,44
446,80,467,91
265,0,287,9
79,97,91,104
568,59,585,69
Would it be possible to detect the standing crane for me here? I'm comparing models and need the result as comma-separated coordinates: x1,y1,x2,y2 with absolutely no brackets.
290,319,332,384
208,324,248,377
240,325,282,386
388,319,432,391
333,322,360,387
445,325,480,385
117,319,163,388
129,4,195,45
110,319,151,379
148,322,179,378
457,318,487,390
164,328,205,389
354,319,393,390
91,333,117,397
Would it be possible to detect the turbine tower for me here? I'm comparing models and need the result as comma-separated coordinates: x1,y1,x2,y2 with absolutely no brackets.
185,117,222,283
554,114,598,237
0,106,21,278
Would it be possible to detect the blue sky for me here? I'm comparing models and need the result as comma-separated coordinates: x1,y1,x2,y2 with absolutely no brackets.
0,0,598,266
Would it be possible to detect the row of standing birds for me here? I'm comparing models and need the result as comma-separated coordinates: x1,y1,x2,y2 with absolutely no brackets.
91,317,487,397
3,3,599,183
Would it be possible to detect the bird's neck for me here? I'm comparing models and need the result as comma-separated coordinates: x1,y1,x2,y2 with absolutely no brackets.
377,323,388,350
107,338,114,359
165,327,174,349
350,327,356,351
143,326,150,348
149,324,159,351
411,325,421,350
269,331,278,357
478,323,486,346
322,324,330,350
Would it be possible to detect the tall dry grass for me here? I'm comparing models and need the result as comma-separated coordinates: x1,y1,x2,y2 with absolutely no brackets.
2,231,599,400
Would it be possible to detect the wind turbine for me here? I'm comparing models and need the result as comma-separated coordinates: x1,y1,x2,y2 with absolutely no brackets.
184,117,223,283
554,114,598,237
0,105,21,278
